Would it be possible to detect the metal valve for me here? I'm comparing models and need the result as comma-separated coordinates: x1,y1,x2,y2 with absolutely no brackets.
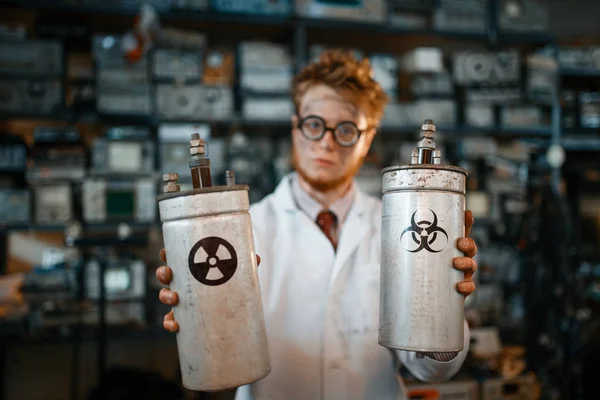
411,119,441,165
189,133,212,189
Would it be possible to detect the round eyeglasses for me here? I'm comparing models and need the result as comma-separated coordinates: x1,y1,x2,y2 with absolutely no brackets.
297,115,368,147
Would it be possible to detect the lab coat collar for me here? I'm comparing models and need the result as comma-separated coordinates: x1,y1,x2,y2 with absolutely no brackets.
272,173,370,286
273,172,369,217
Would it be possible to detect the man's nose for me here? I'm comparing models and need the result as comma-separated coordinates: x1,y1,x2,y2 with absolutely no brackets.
318,129,336,150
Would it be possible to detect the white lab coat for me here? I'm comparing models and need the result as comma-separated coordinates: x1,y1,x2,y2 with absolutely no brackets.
235,173,470,400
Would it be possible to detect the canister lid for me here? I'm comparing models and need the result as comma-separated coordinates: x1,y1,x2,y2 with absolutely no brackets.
157,184,249,202
382,164,468,176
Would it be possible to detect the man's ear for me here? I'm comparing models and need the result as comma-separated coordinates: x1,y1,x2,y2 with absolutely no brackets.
291,114,298,127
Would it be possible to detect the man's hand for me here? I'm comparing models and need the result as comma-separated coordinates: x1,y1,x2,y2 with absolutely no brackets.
156,249,261,333
453,210,478,297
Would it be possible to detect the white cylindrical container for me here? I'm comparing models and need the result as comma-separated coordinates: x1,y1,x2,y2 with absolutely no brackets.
157,184,270,391
379,120,468,356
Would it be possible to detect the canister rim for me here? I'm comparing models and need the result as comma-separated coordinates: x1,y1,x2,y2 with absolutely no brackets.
157,184,249,202
382,164,468,176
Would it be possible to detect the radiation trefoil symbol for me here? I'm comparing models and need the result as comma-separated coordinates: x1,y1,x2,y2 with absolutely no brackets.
400,209,448,253
188,236,238,286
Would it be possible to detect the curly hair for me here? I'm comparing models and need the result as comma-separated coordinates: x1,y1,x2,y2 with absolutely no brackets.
291,49,389,126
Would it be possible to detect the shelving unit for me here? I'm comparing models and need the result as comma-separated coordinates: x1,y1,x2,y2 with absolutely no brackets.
2,2,600,400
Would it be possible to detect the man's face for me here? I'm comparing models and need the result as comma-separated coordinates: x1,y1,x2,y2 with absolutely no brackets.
292,84,376,192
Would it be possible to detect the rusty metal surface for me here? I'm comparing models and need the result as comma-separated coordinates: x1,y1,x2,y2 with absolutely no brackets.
382,166,467,195
156,184,249,202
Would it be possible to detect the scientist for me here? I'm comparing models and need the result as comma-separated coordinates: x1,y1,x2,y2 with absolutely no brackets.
156,50,478,400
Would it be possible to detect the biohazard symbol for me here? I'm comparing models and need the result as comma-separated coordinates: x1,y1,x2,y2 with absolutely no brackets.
188,237,238,286
400,209,448,253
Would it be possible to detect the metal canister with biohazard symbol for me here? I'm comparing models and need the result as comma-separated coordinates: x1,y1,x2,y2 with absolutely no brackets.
379,120,467,357
157,134,270,391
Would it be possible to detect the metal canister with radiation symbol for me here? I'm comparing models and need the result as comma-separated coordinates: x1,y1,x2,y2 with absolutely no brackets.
379,120,467,356
157,134,270,391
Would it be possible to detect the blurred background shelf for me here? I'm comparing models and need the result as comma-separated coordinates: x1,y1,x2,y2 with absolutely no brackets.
1,1,600,400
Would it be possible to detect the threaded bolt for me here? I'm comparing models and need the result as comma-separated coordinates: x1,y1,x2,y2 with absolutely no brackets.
190,133,207,159
421,119,436,138
226,170,236,186
163,173,180,193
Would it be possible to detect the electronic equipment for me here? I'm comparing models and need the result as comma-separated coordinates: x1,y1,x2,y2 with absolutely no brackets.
27,127,87,225
32,182,73,225
156,84,234,120
527,55,558,105
295,0,386,23
387,0,431,28
381,102,413,128
239,41,292,95
453,50,520,85
389,12,427,29
242,97,294,121
85,257,146,301
433,0,487,33
466,88,522,104
211,0,291,15
273,138,292,184
411,72,454,97
556,46,600,71
414,100,457,126
96,69,152,116
0,134,27,172
500,106,545,128
82,178,156,223
400,48,444,73
93,35,152,116
20,261,80,331
496,0,549,33
580,92,600,129
370,54,399,101
0,79,63,114
67,53,96,113
152,48,203,83
226,132,276,204
0,39,63,76
203,49,235,85
91,127,154,175
310,44,364,63
158,123,211,181
83,254,147,326
28,127,87,182
0,135,31,226
466,104,495,128
0,190,30,225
